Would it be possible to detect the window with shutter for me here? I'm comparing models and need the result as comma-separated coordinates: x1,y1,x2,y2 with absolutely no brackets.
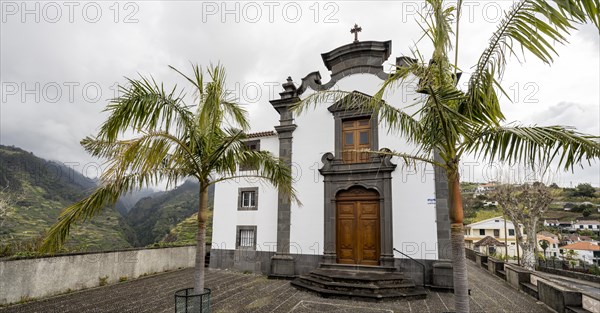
341,118,371,164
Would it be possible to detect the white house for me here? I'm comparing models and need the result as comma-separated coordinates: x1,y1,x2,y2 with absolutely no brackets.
537,233,559,258
543,220,559,227
483,201,498,207
209,38,452,298
572,220,600,231
559,241,600,265
464,216,523,257
475,183,496,193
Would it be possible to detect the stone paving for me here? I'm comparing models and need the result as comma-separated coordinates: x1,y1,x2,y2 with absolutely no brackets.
1,261,550,313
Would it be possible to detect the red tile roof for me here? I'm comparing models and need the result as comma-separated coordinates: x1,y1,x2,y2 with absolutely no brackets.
560,241,600,251
537,234,559,244
474,236,506,247
246,131,276,138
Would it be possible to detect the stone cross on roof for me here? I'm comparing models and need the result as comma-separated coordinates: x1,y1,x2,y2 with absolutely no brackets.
350,23,362,43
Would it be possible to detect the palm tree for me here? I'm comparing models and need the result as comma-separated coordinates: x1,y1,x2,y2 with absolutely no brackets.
40,64,297,295
539,239,550,259
293,1,599,311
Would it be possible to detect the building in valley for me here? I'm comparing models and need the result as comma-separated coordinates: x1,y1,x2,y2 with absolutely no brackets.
464,216,524,257
559,241,600,265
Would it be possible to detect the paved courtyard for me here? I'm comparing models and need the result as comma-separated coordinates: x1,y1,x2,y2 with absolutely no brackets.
1,261,550,313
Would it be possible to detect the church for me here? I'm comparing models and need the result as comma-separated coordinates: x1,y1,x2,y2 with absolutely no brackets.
210,28,453,299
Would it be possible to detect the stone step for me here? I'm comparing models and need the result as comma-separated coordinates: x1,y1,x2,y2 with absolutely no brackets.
291,279,427,302
318,263,397,273
496,270,506,279
519,282,539,299
297,275,417,295
310,268,408,285
565,306,592,313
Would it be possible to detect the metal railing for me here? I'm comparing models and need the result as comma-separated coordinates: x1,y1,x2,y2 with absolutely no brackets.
393,248,426,286
537,258,598,274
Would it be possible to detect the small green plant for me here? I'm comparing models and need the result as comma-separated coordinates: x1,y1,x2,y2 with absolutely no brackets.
10,251,40,259
17,296,34,304
99,276,109,286
119,276,127,283
537,253,546,261
589,265,600,276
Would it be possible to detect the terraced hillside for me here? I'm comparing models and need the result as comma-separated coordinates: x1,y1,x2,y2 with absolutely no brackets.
125,181,214,247
0,145,133,254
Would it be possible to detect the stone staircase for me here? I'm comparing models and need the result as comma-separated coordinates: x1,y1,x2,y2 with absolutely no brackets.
291,263,427,301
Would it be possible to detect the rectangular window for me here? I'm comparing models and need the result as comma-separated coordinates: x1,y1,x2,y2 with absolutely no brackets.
589,225,593,229
241,191,256,208
359,131,369,145
236,226,257,250
239,140,260,171
345,132,354,145
239,229,254,247
493,229,500,237
580,225,584,229
341,118,371,164
238,187,258,210
479,229,485,236
509,229,515,236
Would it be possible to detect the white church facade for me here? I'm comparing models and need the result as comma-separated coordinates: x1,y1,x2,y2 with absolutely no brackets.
210,38,452,297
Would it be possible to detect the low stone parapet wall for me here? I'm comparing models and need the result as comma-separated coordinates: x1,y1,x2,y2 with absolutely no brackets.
537,280,582,313
474,253,488,268
504,264,531,290
487,257,504,278
0,246,196,305
536,266,600,284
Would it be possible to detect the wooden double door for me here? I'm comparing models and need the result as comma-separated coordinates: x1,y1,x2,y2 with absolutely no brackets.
336,187,380,265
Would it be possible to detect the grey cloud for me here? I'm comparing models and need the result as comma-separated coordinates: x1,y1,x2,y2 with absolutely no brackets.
1,1,598,186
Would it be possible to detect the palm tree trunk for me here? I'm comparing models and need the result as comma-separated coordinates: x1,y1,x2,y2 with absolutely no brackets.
448,171,470,313
193,181,209,293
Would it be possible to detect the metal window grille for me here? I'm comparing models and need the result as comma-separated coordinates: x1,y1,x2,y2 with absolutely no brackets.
239,229,254,247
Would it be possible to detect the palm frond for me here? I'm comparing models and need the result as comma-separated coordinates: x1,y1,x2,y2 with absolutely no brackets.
99,76,194,141
549,0,600,29
82,131,201,182
373,55,427,101
211,147,300,205
418,84,471,155
197,64,249,136
425,0,455,60
290,90,354,115
39,171,169,253
464,124,600,170
371,148,442,168
464,0,598,124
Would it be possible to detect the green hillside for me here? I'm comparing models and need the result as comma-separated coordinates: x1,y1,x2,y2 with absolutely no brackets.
125,181,214,246
160,206,213,246
0,145,133,255
461,182,600,225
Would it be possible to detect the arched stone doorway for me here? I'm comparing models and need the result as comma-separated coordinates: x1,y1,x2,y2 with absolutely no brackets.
336,186,380,265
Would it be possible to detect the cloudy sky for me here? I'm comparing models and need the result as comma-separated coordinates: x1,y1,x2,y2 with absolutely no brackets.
1,1,599,187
